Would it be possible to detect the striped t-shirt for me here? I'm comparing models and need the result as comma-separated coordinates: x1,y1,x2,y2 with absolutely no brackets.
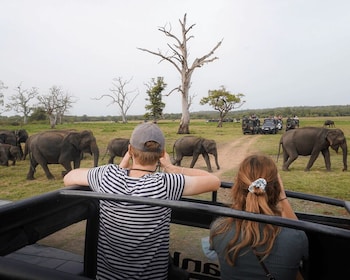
88,164,185,280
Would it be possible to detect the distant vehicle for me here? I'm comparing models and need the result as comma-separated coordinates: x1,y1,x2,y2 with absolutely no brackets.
261,118,278,134
242,117,260,135
206,118,233,123
286,117,300,131
276,119,283,130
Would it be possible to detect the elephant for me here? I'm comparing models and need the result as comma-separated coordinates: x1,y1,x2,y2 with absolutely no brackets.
0,143,21,166
23,129,76,160
26,130,99,180
278,127,347,172
0,129,29,159
172,136,220,172
0,144,8,166
103,138,130,164
324,120,335,127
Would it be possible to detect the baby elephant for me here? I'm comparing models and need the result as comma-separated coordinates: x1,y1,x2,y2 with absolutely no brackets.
324,120,335,127
0,143,21,166
105,138,130,164
172,136,220,172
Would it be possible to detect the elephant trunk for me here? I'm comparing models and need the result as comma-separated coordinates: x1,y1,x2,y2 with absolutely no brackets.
91,143,99,167
341,142,347,171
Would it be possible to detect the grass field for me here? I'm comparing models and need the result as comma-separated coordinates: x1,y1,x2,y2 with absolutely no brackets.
2,116,349,258
1,116,350,206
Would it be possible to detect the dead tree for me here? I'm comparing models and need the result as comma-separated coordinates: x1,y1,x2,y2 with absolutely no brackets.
138,13,223,134
94,77,139,123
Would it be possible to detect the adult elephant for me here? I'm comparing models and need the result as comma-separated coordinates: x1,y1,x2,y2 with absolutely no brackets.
104,138,129,164
23,129,76,160
0,129,28,159
172,136,220,172
278,127,347,172
26,130,99,180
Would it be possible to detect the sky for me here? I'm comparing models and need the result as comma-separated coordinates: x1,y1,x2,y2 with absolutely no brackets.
1,0,350,117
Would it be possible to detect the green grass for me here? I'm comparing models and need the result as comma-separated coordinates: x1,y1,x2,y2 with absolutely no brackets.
1,117,350,215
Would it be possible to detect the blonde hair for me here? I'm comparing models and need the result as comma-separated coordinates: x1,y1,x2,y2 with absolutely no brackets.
210,153,282,265
130,141,163,165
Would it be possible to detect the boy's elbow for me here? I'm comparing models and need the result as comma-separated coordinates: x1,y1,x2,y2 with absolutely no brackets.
63,171,73,186
63,177,70,187
212,177,221,191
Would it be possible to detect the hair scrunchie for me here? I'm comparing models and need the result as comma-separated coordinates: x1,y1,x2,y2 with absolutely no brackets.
248,178,267,193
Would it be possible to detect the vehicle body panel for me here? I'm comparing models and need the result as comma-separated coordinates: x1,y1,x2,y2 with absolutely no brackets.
0,185,349,279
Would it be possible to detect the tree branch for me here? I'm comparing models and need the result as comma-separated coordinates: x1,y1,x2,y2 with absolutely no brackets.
191,39,223,69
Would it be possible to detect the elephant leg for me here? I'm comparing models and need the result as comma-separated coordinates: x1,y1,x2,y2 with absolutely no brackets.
189,153,200,168
282,150,289,165
73,159,80,169
27,159,39,180
215,157,220,170
61,161,73,177
282,151,299,171
201,153,213,172
321,149,331,171
174,155,183,166
108,156,114,164
305,151,322,171
18,145,24,160
41,163,55,180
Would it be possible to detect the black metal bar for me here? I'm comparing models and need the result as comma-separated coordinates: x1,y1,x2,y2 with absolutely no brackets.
59,189,350,239
220,181,350,213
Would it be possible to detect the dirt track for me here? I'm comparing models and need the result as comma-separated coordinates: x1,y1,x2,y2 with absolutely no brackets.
214,135,259,176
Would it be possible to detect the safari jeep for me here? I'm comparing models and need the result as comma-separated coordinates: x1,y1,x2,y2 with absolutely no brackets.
0,183,349,279
242,116,261,135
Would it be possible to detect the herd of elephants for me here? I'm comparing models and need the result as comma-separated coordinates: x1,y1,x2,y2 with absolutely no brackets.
0,121,347,180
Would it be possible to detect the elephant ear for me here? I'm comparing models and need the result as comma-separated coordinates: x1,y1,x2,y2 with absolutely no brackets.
202,140,209,150
326,134,333,146
203,139,215,151
64,132,80,150
326,130,341,152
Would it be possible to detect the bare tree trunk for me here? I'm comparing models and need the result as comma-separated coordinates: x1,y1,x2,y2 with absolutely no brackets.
49,114,56,129
121,113,127,123
178,73,191,134
178,96,190,134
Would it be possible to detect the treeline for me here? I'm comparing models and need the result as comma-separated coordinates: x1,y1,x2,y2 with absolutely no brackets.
1,105,349,125
193,105,350,120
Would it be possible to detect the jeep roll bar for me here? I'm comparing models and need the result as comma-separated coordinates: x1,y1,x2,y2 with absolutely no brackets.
0,183,349,279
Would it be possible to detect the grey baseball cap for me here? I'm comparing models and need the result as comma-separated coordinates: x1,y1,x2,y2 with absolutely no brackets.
130,123,165,152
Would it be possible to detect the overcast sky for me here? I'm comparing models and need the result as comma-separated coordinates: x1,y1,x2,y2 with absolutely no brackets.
1,0,349,117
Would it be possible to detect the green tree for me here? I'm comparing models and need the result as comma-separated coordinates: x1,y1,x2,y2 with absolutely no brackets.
138,13,222,134
144,77,166,123
29,107,47,121
200,86,245,127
